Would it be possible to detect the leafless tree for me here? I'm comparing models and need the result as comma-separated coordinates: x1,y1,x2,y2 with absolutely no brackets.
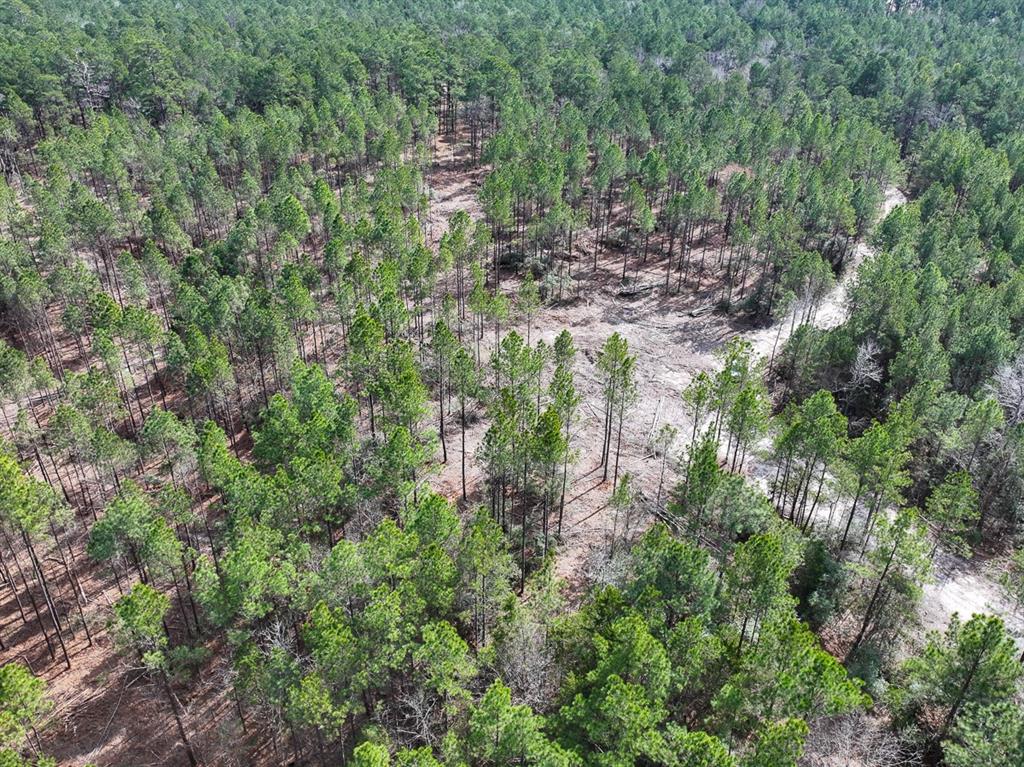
587,546,632,589
848,340,884,393
494,590,562,710
381,688,441,749
801,713,922,767
993,353,1024,427
65,53,112,125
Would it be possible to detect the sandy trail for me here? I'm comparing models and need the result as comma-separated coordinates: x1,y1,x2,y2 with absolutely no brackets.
743,184,907,360
921,551,1024,642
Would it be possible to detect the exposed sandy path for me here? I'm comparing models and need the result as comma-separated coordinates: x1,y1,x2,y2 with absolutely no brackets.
921,551,1024,644
743,185,907,360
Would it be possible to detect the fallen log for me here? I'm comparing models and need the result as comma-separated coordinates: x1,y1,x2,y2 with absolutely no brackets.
615,282,656,296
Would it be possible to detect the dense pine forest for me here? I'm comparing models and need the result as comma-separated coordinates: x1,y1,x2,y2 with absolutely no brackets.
2,0,1024,764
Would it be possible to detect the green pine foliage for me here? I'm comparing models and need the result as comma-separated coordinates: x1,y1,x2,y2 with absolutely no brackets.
1,1,1024,765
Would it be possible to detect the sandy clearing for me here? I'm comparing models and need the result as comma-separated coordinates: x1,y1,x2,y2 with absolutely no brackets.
425,136,1024,653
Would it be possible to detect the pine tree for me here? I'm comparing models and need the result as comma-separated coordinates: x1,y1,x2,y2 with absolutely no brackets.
597,333,637,486
549,330,580,535
111,583,199,766
0,662,51,761
846,507,931,661
924,471,978,557
450,346,479,501
898,613,1023,746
